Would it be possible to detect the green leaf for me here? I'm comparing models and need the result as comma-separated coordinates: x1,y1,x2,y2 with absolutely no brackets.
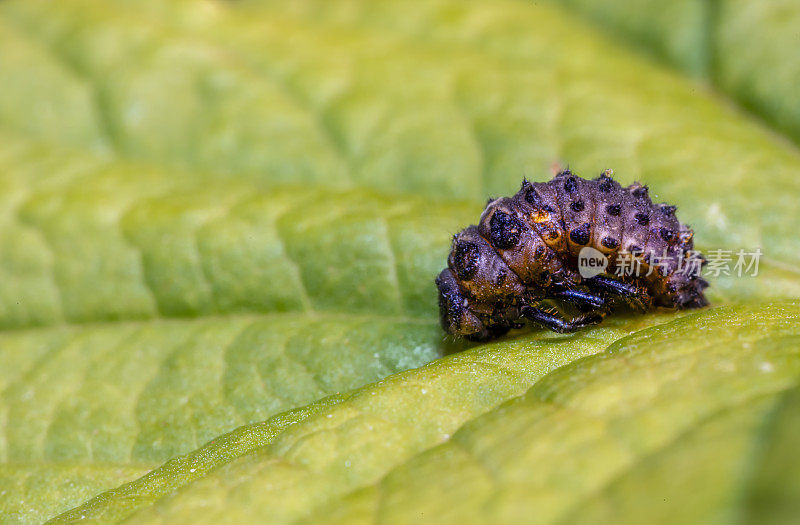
0,0,797,523
546,0,800,144
743,381,800,525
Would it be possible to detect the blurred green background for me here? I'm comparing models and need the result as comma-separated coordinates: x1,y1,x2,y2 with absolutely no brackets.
0,0,799,523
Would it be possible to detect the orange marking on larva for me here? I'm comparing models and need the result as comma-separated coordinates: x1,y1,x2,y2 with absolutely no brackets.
530,211,550,223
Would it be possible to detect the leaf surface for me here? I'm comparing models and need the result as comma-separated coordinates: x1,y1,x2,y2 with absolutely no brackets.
0,0,797,522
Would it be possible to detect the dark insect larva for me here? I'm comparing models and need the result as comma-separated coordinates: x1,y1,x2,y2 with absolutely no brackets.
435,169,709,341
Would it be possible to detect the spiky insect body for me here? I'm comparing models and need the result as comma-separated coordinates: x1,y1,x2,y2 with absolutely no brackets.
435,169,709,341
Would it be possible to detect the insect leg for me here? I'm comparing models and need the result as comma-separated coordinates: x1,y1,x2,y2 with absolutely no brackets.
552,288,605,309
585,275,650,312
520,305,606,334
584,275,638,296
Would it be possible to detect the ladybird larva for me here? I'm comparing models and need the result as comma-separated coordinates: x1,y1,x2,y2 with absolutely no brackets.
435,169,709,341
